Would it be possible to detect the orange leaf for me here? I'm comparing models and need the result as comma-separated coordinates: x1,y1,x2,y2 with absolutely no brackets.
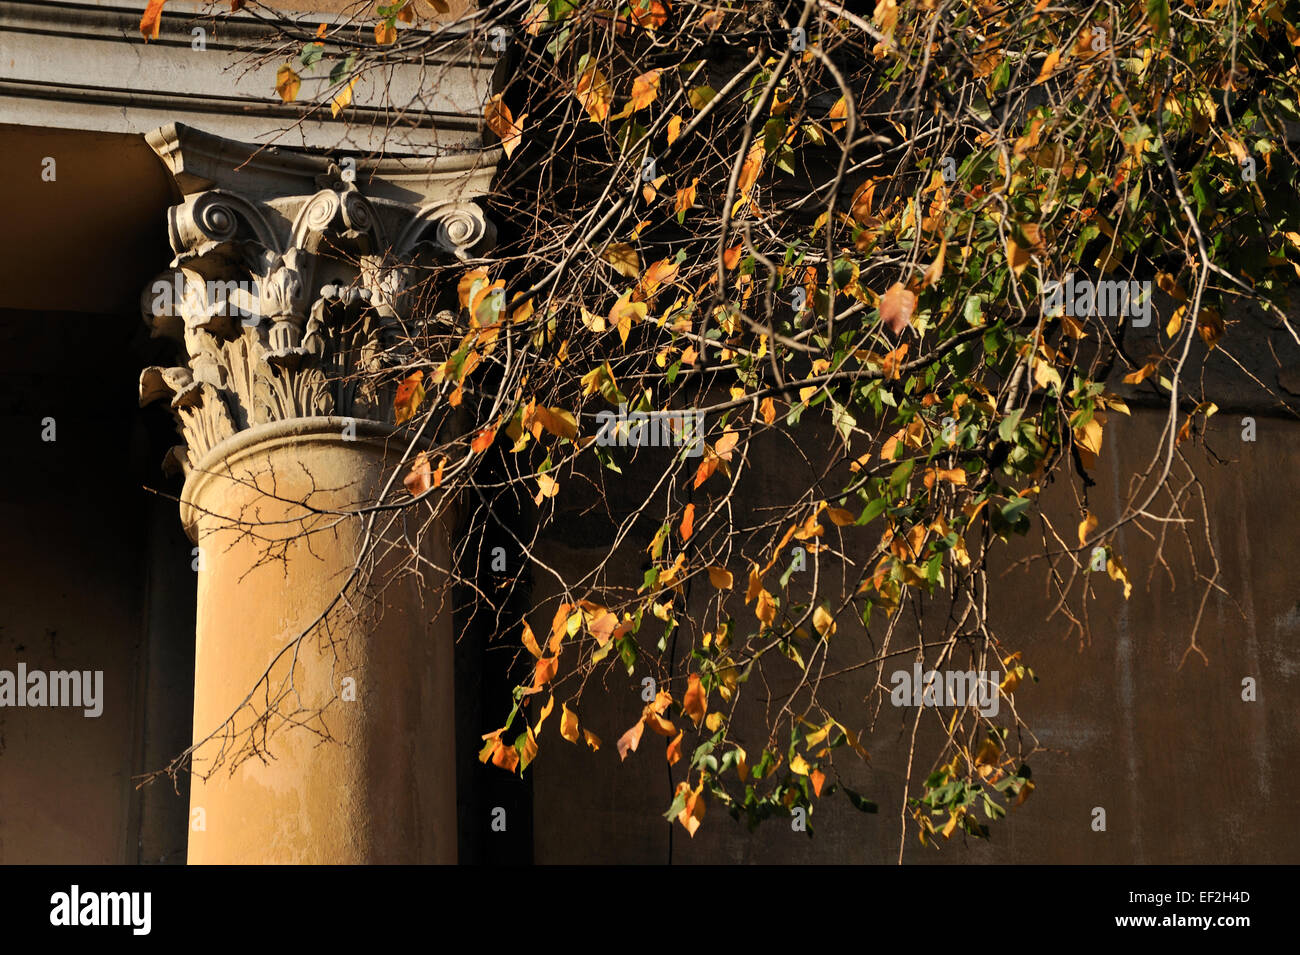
403,451,432,496
679,503,695,541
471,427,497,453
140,0,166,39
484,94,526,158
533,656,558,689
617,719,645,760
723,243,743,270
706,566,733,589
666,730,684,765
630,69,661,110
693,455,720,489
393,371,425,425
490,740,519,772
683,673,707,728
375,20,397,44
879,282,916,334
760,397,776,424
810,769,826,797
583,728,601,750
1034,49,1062,85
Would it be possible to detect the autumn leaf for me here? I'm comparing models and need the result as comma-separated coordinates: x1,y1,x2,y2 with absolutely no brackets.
140,0,166,39
490,740,519,772
522,621,543,659
583,728,601,751
471,427,497,453
617,718,645,760
1078,511,1098,546
811,769,826,797
484,94,526,158
679,503,695,541
1034,49,1062,85
331,75,359,117
674,177,699,222
667,114,683,145
630,69,661,110
375,19,397,44
393,371,425,425
575,65,612,122
403,451,432,496
601,242,640,278
1197,308,1224,349
683,673,707,728
706,566,733,589
760,397,777,424
396,1,415,23
813,605,836,637
828,96,848,133
531,405,579,441
755,589,777,627
275,64,301,103
533,655,558,689
560,703,580,743
826,506,855,526
879,282,917,334
610,294,647,345
664,729,684,765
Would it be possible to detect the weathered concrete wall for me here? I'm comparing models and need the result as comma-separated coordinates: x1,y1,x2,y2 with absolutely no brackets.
525,406,1300,864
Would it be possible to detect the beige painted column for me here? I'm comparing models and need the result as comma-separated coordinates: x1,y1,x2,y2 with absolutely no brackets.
138,125,497,863
181,418,454,863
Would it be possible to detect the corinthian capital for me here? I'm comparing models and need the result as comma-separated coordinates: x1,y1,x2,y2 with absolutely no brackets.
138,124,497,475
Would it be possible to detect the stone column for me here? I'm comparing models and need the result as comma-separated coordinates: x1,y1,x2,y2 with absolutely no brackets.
138,125,496,863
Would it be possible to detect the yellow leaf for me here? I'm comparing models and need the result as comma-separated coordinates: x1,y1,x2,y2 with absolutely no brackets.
375,20,397,44
602,242,641,278
1078,511,1098,547
575,65,612,123
609,294,647,345
760,397,776,424
826,506,855,526
1107,552,1133,599
560,703,580,743
790,753,811,775
755,589,777,627
813,605,836,637
707,566,733,589
275,64,301,103
331,75,359,118
522,621,543,659
582,728,601,751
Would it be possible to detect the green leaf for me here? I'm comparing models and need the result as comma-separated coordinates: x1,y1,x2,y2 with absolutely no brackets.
844,787,879,813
